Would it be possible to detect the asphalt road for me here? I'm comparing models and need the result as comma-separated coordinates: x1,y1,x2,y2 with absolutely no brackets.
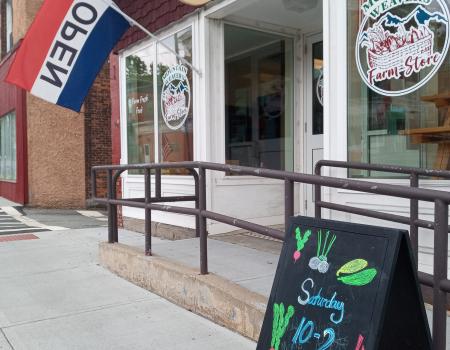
20,208,109,230
0,208,50,236
0,195,109,239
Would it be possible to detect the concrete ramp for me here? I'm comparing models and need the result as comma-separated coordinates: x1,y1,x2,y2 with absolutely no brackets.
99,232,281,341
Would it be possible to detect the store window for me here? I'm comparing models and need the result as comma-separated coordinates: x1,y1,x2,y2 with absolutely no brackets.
157,28,193,174
0,112,16,181
125,27,193,174
313,41,324,136
126,46,155,170
6,0,13,52
224,25,294,171
348,0,450,178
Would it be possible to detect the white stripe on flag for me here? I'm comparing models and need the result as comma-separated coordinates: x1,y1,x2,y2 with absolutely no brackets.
31,0,109,104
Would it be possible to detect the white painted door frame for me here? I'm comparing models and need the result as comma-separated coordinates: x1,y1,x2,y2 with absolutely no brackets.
203,14,306,233
304,33,324,216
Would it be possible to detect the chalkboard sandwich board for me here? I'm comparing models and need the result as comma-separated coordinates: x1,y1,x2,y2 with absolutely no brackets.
257,216,431,350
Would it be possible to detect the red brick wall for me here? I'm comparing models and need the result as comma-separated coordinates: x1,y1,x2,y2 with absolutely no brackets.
0,49,27,204
114,0,197,51
84,62,112,202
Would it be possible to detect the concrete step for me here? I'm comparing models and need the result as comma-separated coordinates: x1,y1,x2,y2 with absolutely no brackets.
99,230,283,340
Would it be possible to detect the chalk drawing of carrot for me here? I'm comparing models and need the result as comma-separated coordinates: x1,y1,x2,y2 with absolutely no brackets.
355,334,366,350
270,303,295,350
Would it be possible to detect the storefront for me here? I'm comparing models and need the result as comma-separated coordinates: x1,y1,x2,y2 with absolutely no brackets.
115,0,450,273
0,50,27,205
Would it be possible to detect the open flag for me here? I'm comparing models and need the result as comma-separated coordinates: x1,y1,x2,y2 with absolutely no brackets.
6,0,130,112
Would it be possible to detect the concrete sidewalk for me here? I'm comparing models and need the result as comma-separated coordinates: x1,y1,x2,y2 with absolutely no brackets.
0,197,20,207
0,228,255,350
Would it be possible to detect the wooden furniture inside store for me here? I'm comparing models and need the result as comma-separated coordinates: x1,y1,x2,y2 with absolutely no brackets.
402,93,450,170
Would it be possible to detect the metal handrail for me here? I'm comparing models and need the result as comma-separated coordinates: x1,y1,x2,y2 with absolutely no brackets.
92,161,450,350
315,160,450,350
314,159,450,261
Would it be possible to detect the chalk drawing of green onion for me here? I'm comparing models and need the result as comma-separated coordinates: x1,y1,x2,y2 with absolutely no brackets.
293,228,311,262
309,230,336,274
270,303,295,350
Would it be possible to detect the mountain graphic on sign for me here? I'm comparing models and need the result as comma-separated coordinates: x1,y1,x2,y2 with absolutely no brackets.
378,5,448,27
166,81,188,95
359,5,447,49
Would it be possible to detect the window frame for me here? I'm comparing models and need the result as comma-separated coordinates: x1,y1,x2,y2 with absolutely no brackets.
6,0,13,52
224,24,295,172
119,21,195,178
217,21,300,183
345,0,450,181
0,111,17,182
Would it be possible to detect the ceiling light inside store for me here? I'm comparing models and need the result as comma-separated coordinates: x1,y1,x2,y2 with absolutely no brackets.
179,0,210,6
283,0,317,13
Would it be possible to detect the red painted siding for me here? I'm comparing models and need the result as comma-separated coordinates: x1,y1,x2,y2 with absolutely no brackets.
0,48,27,204
114,0,198,51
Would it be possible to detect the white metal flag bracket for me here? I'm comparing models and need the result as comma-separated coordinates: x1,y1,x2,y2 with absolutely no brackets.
104,0,203,76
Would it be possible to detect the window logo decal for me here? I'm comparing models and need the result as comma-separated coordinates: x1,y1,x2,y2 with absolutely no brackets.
356,0,449,96
316,69,324,106
161,64,191,130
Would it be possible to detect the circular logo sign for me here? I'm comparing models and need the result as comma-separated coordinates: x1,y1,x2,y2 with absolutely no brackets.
316,69,324,106
161,64,191,130
356,0,449,96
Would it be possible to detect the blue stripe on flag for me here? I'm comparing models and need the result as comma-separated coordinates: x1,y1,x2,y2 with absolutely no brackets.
57,7,130,111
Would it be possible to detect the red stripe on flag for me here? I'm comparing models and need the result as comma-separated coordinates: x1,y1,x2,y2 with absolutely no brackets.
6,0,74,90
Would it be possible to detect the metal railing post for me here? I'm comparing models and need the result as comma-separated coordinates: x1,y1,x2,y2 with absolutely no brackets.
190,170,200,238
410,173,419,268
144,168,152,256
107,169,114,244
285,180,294,236
111,171,119,243
433,199,448,350
314,164,322,219
199,166,208,275
155,168,162,199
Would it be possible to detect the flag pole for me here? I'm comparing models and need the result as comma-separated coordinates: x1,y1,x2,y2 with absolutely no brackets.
107,0,202,76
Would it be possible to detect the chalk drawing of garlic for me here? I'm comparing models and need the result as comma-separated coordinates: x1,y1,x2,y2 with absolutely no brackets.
308,230,337,274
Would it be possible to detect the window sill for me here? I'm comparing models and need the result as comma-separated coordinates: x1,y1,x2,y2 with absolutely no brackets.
0,178,17,183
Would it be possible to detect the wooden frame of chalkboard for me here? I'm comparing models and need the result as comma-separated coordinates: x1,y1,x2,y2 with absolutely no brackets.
257,216,431,350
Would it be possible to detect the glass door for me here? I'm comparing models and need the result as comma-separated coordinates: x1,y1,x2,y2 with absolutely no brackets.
224,24,294,172
306,34,324,215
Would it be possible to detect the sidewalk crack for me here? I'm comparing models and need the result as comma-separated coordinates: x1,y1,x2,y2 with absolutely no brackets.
0,328,15,350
